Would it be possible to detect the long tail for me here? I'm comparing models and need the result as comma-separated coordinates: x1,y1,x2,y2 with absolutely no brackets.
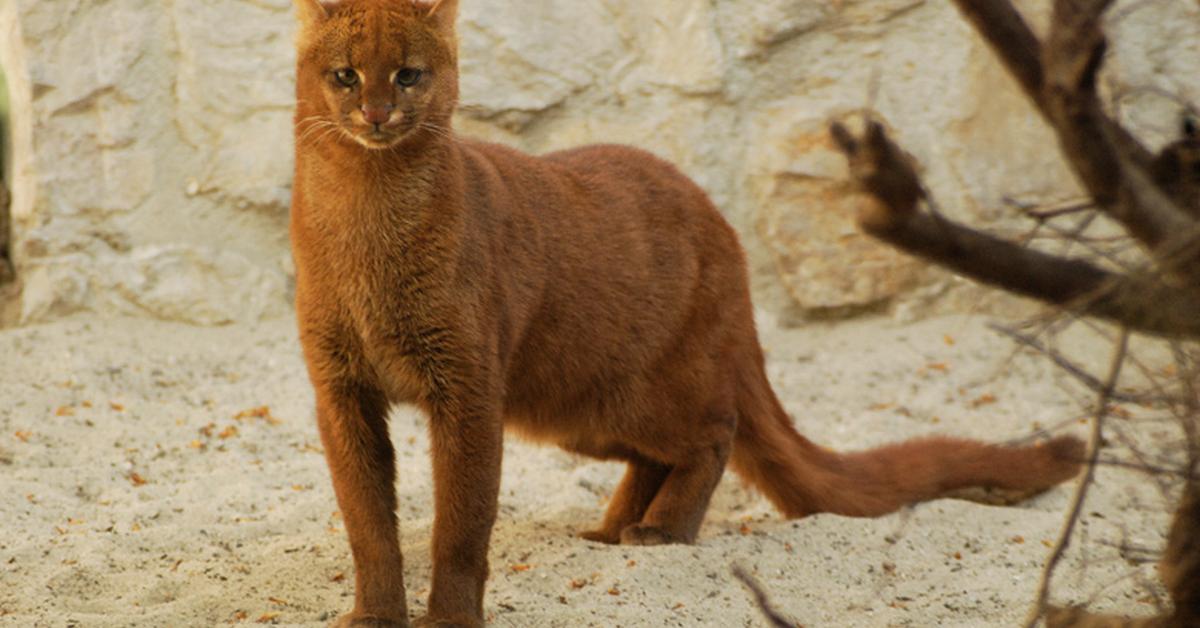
730,366,1085,518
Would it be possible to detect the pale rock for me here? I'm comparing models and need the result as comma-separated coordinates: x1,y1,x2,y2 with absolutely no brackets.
200,110,294,210
1,0,295,326
18,257,92,323
714,2,829,58
0,0,1196,327
18,244,288,326
613,1,727,95
458,1,620,126
751,114,923,311
105,245,289,326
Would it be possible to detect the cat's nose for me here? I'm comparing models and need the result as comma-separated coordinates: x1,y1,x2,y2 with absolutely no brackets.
361,104,394,126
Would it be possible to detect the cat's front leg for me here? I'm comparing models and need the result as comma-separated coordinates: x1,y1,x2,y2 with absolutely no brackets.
417,392,503,628
315,381,409,628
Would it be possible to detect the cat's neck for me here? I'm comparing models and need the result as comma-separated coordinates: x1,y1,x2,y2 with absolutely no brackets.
294,119,462,237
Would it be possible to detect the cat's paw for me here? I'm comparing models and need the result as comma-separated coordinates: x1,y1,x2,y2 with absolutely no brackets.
412,614,482,628
619,524,686,546
330,613,409,628
578,528,620,545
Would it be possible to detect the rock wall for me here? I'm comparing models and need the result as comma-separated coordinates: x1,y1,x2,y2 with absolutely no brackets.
1,0,1196,326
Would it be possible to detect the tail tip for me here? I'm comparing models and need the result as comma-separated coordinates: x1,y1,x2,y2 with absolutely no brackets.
1042,435,1087,479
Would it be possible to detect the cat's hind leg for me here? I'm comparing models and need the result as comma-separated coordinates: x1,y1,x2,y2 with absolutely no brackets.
579,457,671,544
618,436,732,545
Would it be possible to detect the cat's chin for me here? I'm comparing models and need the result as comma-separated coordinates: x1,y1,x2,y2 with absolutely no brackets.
352,133,405,151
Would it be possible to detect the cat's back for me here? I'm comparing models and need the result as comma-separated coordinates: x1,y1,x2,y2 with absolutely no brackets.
462,139,685,184
463,140,709,208
456,138,739,276
541,143,704,201
544,143,741,254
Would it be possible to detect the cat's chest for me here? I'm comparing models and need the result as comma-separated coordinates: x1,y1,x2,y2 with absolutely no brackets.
294,203,459,403
332,287,433,405
340,263,455,405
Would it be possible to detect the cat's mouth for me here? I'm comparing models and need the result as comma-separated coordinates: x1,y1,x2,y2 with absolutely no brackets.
352,128,406,150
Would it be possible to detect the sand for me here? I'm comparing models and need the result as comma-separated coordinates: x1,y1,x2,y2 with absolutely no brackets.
0,312,1179,627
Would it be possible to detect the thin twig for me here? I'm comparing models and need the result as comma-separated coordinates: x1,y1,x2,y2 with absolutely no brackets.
1025,328,1130,628
1171,343,1200,465
988,323,1161,404
1012,198,1098,222
732,565,795,628
1093,457,1198,478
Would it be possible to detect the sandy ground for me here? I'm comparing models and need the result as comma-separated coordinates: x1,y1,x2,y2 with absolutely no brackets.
0,311,1182,627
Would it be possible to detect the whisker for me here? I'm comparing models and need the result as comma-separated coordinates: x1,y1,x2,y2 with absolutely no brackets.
296,118,326,133
318,126,345,146
296,117,329,129
332,126,358,146
417,122,454,141
298,121,336,144
302,123,341,147
296,115,329,127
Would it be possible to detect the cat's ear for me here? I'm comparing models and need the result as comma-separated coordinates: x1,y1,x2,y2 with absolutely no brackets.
294,0,337,27
414,0,458,33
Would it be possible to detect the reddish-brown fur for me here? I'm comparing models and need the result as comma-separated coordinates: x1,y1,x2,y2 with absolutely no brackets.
289,1,1084,626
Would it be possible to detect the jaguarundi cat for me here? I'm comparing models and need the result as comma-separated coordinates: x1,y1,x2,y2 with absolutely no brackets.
289,1,1084,625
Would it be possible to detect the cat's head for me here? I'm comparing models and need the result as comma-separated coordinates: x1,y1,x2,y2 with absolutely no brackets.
293,0,458,151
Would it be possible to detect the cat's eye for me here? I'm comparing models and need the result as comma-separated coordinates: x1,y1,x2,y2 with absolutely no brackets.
334,68,359,88
395,68,423,88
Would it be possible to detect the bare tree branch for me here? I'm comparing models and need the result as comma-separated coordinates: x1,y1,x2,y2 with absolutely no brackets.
1039,0,1200,272
948,0,1047,113
829,120,1200,338
830,3,1200,627
1027,329,1129,628
950,0,1200,281
1161,481,1200,625
948,0,1155,168
1152,115,1200,220
1046,480,1200,627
